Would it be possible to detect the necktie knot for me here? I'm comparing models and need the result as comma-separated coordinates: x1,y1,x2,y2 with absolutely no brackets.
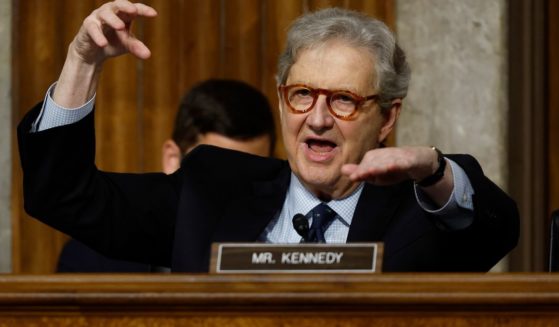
307,203,337,243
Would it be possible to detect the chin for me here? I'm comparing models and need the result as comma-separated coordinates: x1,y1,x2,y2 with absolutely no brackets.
297,165,340,191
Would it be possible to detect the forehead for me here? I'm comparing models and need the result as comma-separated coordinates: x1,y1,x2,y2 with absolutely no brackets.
287,40,377,93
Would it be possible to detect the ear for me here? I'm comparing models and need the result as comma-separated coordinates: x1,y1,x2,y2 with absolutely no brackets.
161,139,182,175
377,99,402,144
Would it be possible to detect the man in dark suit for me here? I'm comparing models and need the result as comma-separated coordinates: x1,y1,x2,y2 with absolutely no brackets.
18,1,519,272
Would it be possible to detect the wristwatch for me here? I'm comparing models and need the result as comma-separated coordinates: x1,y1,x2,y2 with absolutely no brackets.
416,147,446,187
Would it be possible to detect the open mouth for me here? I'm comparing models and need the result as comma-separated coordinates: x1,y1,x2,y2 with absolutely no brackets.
305,139,337,153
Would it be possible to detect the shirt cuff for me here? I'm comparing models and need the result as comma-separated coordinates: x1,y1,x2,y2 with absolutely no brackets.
32,82,96,132
414,158,475,230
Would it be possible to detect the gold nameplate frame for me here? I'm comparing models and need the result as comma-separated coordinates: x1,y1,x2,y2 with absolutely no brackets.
210,243,383,273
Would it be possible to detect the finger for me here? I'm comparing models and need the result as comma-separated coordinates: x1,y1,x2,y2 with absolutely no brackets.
342,163,372,181
96,1,152,30
82,18,108,47
81,3,128,46
114,30,152,59
112,1,158,16
95,2,132,30
349,163,390,181
128,39,152,59
111,1,158,21
133,3,158,17
99,10,126,31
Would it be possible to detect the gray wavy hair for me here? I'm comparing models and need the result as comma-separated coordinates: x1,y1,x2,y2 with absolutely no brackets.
276,7,411,111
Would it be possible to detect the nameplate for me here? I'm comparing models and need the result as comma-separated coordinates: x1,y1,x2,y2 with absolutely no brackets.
210,243,383,273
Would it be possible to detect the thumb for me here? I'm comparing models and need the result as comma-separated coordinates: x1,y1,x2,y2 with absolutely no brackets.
115,29,152,59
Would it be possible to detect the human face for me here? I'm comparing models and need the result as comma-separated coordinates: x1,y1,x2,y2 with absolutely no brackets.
279,40,393,199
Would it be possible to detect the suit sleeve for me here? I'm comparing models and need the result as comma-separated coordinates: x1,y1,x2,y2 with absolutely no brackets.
444,154,520,270
17,102,181,266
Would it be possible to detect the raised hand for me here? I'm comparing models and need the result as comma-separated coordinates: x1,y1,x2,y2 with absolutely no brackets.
53,1,157,108
341,146,454,206
72,0,157,64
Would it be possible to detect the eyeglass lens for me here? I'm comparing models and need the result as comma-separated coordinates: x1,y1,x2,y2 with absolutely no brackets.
286,85,358,118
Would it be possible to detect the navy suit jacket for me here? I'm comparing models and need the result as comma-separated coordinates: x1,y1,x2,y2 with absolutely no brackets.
18,103,519,272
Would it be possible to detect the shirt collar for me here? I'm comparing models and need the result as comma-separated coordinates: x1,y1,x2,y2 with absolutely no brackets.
287,173,364,226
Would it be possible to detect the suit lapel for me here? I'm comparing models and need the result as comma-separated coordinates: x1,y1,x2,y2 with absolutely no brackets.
347,182,405,242
211,166,291,242
212,170,407,243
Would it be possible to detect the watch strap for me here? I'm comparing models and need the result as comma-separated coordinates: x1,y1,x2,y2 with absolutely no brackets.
416,147,446,187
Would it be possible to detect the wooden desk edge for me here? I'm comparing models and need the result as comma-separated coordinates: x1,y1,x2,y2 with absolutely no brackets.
1,273,559,309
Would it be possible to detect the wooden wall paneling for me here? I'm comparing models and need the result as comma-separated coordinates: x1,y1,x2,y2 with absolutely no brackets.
141,0,222,172
9,22,22,273
306,0,395,19
179,0,221,82
507,0,547,271
11,0,97,273
548,0,559,217
95,59,140,172
12,0,59,274
62,0,97,41
222,0,262,87
141,0,184,172
307,0,346,11
307,0,395,23
91,2,146,174
262,0,303,158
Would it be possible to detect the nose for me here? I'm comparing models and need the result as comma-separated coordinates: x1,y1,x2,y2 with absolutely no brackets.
306,94,335,132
